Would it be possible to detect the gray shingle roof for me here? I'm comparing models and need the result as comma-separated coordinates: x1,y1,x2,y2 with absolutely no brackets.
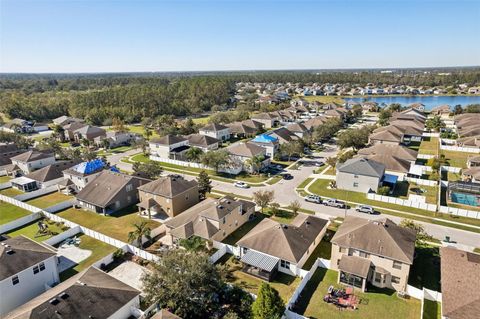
337,157,385,178
186,134,220,147
25,160,79,183
150,134,187,145
138,176,198,198
10,151,54,163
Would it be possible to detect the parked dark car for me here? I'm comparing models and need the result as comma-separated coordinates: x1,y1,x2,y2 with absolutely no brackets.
282,173,293,180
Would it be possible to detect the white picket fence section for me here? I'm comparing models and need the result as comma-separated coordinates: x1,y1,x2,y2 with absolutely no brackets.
440,144,480,153
0,194,42,212
439,205,480,219
43,226,82,246
422,132,440,137
367,193,437,212
440,166,462,173
287,258,326,310
405,177,438,186
209,244,228,263
417,154,435,159
14,185,57,201
149,155,243,175
0,181,12,190
424,288,442,302
0,212,41,234
44,199,76,213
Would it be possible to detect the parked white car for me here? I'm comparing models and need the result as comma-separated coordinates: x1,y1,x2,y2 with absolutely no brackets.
304,194,322,204
355,205,375,214
234,181,250,189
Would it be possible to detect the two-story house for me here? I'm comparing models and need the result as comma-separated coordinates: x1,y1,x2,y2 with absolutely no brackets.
198,123,231,141
163,196,255,245
237,215,329,280
149,135,190,160
75,170,150,215
137,175,199,218
0,236,60,317
330,216,416,292
226,142,270,173
62,159,106,192
336,157,385,193
10,151,56,175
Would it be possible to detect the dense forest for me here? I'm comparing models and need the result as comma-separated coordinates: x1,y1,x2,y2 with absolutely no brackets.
1,68,479,124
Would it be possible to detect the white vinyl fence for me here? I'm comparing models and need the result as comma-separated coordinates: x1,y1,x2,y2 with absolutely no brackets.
44,199,76,213
422,132,440,137
0,182,12,190
0,212,41,234
14,185,57,201
43,226,82,246
417,154,435,159
440,145,480,153
439,205,480,219
405,177,438,186
149,155,243,175
0,194,42,213
440,166,462,173
367,193,437,212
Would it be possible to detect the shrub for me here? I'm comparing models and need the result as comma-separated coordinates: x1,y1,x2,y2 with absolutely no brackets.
377,186,390,195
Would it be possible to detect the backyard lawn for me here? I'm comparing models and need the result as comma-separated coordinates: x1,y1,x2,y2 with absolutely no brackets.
0,202,31,225
7,219,68,242
217,254,301,303
294,268,421,319
441,150,477,168
58,233,117,280
301,231,334,270
0,176,11,183
0,187,23,197
418,137,439,155
423,300,442,319
408,244,441,291
56,206,161,243
26,192,73,209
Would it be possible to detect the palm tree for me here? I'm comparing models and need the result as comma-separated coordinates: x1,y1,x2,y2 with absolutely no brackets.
185,147,203,163
128,220,152,248
245,155,264,174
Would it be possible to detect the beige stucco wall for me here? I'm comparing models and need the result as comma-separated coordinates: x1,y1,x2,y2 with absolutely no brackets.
139,186,199,218
330,243,411,292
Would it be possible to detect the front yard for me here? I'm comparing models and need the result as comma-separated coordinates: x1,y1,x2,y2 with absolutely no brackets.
56,205,161,243
25,192,73,209
0,202,31,225
7,219,68,242
58,233,117,280
217,254,301,304
294,268,421,319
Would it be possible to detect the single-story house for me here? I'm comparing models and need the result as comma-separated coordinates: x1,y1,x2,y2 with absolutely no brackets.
336,157,386,193
52,116,84,127
286,122,309,138
330,216,416,292
71,125,106,142
94,131,139,148
237,215,329,280
251,113,280,129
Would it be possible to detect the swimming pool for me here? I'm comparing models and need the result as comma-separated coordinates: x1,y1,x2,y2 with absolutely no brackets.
451,192,480,207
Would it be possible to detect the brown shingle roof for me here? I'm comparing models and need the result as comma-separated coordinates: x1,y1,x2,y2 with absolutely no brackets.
237,215,329,263
338,255,371,278
440,247,480,319
25,160,79,183
10,151,54,163
331,216,416,264
186,134,220,147
227,142,265,158
358,144,418,162
150,134,187,145
138,176,198,198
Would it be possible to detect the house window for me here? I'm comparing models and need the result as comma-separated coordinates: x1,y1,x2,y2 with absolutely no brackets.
339,247,347,253
374,272,382,283
392,276,400,284
353,182,359,187
12,276,19,285
354,175,359,178
393,261,402,270
280,260,290,268
33,266,39,274
126,184,133,192
359,251,370,258
39,262,45,271
242,247,248,254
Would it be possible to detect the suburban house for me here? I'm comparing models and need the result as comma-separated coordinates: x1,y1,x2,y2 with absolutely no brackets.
410,103,426,112
251,113,279,128
226,142,270,173
52,115,84,127
75,170,150,214
369,127,404,145
237,215,329,280
62,122,88,140
62,159,106,192
250,134,279,158
10,160,78,192
286,122,309,138
430,104,451,118
324,108,348,120
94,131,139,148
71,125,106,142
1,119,48,134
303,116,329,131
440,247,480,319
330,217,416,292
151,309,182,319
336,157,386,193
185,134,220,152
163,196,255,244
226,122,258,138
268,127,300,145
10,151,56,175
137,175,199,218
5,267,140,319
149,135,189,160
198,123,231,141
0,236,60,317
0,144,25,175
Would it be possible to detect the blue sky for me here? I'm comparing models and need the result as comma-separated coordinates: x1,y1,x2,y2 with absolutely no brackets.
1,0,479,73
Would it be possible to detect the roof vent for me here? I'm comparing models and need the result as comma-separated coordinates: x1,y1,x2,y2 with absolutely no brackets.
6,249,15,255
49,298,60,305
58,292,69,299
218,205,224,209
4,244,10,248
282,225,288,229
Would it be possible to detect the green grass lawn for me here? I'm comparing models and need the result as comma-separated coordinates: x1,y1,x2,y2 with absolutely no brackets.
408,244,441,291
0,202,32,225
57,206,160,243
59,233,117,280
301,230,335,270
7,219,68,242
217,254,301,304
265,175,282,185
0,187,23,197
423,300,441,319
0,176,11,183
26,192,73,209
264,208,297,225
297,178,313,189
222,213,265,245
418,137,439,155
191,116,211,125
441,150,477,168
294,268,421,319
299,95,345,105
107,125,160,138
324,166,336,175
447,171,461,181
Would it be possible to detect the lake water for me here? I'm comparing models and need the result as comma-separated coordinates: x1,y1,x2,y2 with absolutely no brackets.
344,95,480,111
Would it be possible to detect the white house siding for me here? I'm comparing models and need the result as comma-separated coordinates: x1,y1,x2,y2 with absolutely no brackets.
108,296,140,319
0,255,59,317
199,128,231,141
13,157,56,175
63,171,102,191
336,171,381,193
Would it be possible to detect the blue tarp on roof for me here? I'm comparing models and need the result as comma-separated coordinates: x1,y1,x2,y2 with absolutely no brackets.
74,158,105,174
110,166,120,173
382,174,398,184
252,134,278,143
